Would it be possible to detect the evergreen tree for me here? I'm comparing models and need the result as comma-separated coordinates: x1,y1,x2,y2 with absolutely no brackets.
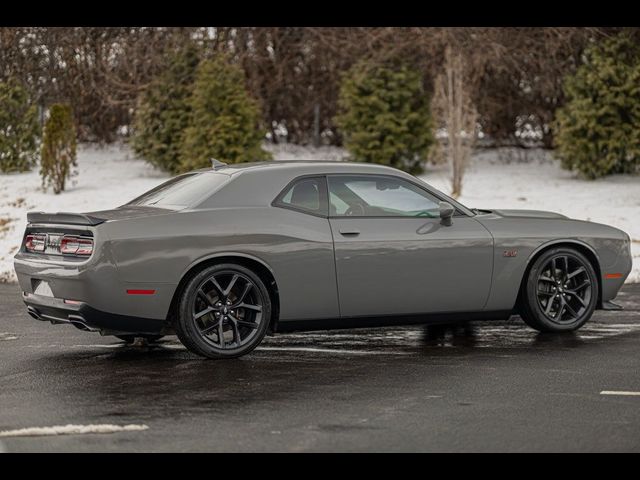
179,56,270,172
0,79,40,173
40,104,77,194
132,45,200,173
335,61,433,174
555,33,640,179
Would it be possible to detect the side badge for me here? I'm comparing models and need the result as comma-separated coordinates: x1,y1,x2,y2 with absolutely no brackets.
503,249,518,257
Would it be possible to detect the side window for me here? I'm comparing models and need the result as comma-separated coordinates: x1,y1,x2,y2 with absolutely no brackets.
274,176,328,216
328,175,441,218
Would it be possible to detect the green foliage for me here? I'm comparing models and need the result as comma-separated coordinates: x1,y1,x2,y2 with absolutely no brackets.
40,104,77,194
0,79,40,173
554,33,640,179
131,46,201,173
335,61,434,174
178,56,270,172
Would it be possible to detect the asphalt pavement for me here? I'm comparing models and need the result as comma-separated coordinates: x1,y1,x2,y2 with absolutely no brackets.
1,282,639,452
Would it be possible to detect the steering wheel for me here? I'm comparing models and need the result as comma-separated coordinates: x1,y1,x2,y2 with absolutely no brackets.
345,202,366,216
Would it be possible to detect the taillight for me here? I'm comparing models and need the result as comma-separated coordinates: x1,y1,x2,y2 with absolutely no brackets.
25,234,46,252
60,236,93,256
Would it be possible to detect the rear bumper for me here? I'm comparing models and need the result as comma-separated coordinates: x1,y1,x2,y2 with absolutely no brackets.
23,292,166,334
14,253,176,321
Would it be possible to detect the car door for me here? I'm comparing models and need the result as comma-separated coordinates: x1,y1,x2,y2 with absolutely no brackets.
328,174,493,318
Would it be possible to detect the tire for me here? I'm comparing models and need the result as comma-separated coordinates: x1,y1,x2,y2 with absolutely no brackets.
116,334,164,343
520,247,598,333
174,263,271,359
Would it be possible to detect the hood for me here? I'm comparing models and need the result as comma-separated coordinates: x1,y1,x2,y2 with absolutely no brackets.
85,205,174,222
480,209,568,220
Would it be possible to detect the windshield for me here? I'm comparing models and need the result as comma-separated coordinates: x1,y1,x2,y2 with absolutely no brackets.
125,172,230,209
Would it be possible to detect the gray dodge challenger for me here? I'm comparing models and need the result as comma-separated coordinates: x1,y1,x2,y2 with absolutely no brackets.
14,160,632,358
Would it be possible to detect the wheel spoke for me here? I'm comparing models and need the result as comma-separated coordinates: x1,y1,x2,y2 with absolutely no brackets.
566,290,587,306
568,280,590,293
197,289,214,307
200,322,218,335
206,277,225,297
550,257,557,276
561,256,569,276
223,274,239,297
566,266,585,280
217,321,226,348
539,275,555,283
232,282,253,307
537,289,554,296
564,300,579,319
236,318,259,329
230,318,242,346
557,297,566,319
237,303,262,312
194,306,215,320
544,296,556,315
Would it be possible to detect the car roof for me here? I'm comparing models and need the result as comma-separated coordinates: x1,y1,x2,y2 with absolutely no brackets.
197,160,406,177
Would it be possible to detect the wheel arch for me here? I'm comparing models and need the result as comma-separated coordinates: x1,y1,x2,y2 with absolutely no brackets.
166,253,280,332
516,239,603,311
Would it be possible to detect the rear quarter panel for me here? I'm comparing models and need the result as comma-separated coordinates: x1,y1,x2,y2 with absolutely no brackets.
100,206,338,321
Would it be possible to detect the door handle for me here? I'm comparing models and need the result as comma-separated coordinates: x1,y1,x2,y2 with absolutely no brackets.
339,228,360,236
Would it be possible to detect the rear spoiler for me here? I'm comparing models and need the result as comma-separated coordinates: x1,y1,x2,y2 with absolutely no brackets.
27,212,106,226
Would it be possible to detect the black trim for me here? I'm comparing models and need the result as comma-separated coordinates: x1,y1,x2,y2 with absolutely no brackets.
271,175,330,218
24,296,166,334
274,310,514,333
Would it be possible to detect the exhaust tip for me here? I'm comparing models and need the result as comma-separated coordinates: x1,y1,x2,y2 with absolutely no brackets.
26,306,41,320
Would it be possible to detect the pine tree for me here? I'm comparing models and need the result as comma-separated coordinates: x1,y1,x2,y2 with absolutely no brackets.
335,61,434,174
131,45,200,173
178,56,270,172
40,104,77,194
555,33,640,179
0,79,40,173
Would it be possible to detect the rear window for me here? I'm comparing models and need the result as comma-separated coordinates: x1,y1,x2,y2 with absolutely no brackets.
126,172,230,209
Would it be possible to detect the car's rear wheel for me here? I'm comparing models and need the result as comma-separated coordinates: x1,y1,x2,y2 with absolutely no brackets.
520,247,598,332
174,263,271,359
116,334,164,344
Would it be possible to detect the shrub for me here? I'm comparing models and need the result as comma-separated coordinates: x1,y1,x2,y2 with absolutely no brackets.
0,79,40,173
554,33,640,179
178,56,270,172
335,61,433,174
40,104,77,194
131,46,201,173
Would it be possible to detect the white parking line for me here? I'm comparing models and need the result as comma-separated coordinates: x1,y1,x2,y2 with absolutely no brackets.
0,424,149,438
600,391,640,396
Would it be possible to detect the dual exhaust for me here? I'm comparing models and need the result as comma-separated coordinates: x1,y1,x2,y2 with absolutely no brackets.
26,306,97,332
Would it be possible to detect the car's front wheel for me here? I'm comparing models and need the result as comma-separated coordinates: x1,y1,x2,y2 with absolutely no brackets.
174,263,271,359
520,247,598,332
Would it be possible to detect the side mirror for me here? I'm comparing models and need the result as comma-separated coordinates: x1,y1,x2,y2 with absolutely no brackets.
439,201,455,226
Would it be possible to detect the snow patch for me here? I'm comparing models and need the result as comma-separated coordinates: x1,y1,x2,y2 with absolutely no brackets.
0,424,149,438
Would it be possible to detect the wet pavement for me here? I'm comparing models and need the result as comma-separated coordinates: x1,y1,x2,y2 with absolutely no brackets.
1,283,639,452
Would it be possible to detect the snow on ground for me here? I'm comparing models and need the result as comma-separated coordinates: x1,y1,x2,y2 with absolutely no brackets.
0,144,168,282
0,144,638,283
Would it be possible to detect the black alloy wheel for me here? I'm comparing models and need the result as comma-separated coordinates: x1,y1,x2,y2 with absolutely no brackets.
175,263,271,359
521,247,598,332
